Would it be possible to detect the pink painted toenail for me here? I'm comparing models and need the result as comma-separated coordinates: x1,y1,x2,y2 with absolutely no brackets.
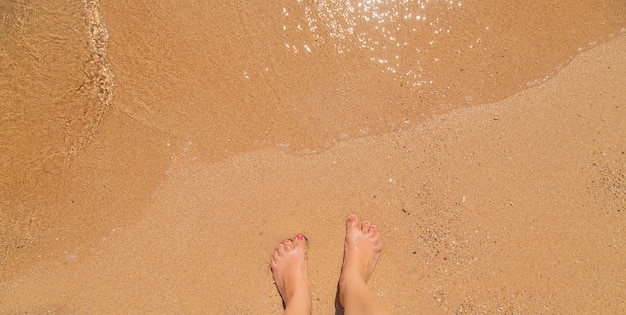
371,225,376,230
296,234,304,241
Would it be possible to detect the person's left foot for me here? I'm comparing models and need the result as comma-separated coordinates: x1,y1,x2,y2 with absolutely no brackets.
271,234,312,311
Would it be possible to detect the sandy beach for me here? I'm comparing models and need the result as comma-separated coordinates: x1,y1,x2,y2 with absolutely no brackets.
1,1,625,313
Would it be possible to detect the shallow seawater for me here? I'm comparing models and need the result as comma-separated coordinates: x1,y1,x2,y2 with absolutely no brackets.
100,0,624,156
2,1,624,160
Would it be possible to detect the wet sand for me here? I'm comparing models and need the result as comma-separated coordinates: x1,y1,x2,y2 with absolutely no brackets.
1,1,626,313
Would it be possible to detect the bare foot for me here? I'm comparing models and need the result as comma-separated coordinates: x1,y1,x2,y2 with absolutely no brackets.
271,234,312,314
338,214,383,308
340,215,382,282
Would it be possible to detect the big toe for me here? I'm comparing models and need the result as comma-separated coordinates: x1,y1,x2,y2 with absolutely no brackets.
346,214,359,229
294,234,306,249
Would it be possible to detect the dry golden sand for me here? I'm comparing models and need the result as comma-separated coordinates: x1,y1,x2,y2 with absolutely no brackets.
1,35,624,314
1,1,626,314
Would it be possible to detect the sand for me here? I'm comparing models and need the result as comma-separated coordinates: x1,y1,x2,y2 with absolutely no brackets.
1,1,625,314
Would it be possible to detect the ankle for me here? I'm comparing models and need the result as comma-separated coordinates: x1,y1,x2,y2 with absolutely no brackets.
284,289,312,313
339,271,367,293
284,282,311,303
338,273,368,307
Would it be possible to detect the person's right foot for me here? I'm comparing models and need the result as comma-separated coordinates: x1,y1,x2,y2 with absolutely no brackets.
338,214,383,304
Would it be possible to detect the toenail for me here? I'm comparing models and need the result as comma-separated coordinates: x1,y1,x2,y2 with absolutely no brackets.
296,234,305,241
371,225,376,230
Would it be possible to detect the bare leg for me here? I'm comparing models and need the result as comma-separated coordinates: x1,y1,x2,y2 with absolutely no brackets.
271,234,312,315
339,215,392,315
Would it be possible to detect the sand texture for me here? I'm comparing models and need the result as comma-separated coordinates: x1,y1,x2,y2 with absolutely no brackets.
1,1,625,314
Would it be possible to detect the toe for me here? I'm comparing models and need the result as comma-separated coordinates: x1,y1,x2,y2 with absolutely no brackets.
346,214,359,229
277,243,286,255
370,225,378,235
293,234,306,250
362,220,371,233
283,239,293,251
273,250,280,261
294,234,306,246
